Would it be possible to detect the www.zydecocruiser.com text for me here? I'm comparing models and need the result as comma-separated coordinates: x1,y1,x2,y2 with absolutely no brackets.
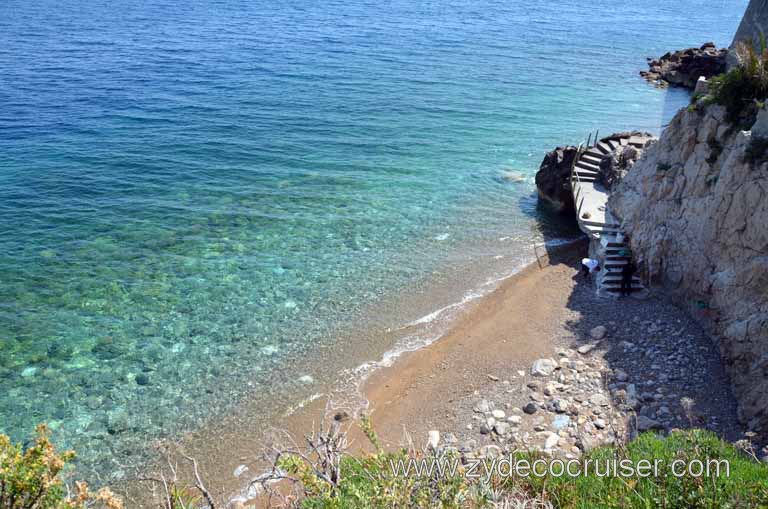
389,455,730,482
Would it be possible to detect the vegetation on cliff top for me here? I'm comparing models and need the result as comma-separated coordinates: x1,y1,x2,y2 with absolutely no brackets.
710,35,768,126
262,418,768,509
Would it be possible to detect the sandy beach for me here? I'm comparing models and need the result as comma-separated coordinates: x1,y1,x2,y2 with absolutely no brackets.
122,239,742,507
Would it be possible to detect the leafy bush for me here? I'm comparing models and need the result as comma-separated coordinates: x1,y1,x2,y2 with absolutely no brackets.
289,423,768,509
0,425,122,509
514,430,768,508
710,34,768,126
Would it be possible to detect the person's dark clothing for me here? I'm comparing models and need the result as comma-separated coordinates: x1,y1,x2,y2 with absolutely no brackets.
621,262,636,296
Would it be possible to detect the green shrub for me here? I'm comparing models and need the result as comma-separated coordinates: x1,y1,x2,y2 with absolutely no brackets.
292,426,768,509
0,425,122,509
512,430,768,508
710,34,768,126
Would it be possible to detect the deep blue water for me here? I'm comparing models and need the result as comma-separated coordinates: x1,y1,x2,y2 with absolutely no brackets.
0,0,745,477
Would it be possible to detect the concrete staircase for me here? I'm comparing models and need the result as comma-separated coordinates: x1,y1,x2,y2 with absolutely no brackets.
570,132,653,298
599,234,646,296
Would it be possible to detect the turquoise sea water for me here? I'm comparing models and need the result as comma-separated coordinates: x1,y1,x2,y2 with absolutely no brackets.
0,0,745,478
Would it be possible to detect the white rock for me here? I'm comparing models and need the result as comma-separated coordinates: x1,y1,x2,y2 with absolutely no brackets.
233,465,249,478
427,430,440,449
474,399,492,413
298,375,314,385
491,409,506,420
531,358,557,377
578,343,597,355
544,433,560,449
553,399,570,413
543,382,558,396
494,422,510,436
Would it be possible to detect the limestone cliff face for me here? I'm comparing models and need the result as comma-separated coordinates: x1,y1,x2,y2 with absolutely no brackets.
729,0,768,69
608,104,768,431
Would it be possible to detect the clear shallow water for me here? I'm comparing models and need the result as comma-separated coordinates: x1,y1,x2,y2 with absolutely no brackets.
0,0,745,478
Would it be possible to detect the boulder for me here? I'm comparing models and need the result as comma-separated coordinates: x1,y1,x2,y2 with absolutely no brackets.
535,146,579,214
597,146,642,191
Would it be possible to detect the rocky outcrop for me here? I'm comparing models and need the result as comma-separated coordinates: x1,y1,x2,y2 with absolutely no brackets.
597,145,642,191
593,132,654,191
641,43,727,89
535,146,578,214
536,133,654,213
729,0,768,69
608,102,768,432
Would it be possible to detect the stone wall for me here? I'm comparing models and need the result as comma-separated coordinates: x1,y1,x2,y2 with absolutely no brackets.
608,103,768,432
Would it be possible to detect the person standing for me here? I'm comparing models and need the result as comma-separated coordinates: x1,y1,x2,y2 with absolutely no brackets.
581,258,600,281
621,260,636,297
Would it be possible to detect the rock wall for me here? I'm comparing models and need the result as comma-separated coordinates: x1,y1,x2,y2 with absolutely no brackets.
608,103,768,432
729,0,768,69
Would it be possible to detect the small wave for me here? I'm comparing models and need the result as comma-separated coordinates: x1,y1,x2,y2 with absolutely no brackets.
281,392,324,418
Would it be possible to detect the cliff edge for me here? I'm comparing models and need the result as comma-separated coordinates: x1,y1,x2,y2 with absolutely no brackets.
608,102,768,432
